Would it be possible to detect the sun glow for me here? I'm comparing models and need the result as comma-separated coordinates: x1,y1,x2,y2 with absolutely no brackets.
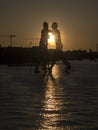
48,32,56,49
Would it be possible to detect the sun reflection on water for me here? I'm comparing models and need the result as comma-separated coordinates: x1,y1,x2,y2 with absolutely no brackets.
39,64,70,129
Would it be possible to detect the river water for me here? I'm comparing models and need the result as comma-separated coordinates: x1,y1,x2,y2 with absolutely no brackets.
0,60,98,130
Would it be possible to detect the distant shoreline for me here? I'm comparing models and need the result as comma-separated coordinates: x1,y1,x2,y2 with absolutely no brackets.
0,46,98,65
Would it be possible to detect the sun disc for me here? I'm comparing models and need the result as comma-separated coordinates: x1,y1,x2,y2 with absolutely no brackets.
48,32,55,43
48,32,56,49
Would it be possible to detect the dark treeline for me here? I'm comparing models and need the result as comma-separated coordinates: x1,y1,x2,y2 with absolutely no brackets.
0,46,98,65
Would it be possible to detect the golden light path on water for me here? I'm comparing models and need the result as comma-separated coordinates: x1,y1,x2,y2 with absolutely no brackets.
39,64,71,130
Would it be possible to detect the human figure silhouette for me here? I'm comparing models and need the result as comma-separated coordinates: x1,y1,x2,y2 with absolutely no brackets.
35,22,49,73
51,22,63,51
51,22,71,73
39,21,49,50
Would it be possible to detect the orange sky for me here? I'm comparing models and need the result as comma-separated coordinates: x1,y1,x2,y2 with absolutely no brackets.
0,0,98,51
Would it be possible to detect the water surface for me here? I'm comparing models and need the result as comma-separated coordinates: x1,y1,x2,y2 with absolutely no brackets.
0,60,98,130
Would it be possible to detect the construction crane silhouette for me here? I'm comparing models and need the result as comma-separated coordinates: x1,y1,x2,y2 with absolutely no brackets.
0,34,16,46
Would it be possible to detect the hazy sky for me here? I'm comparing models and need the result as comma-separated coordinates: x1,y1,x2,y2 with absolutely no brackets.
0,0,98,50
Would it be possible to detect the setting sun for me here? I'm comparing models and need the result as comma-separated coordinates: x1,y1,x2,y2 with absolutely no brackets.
48,32,56,49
